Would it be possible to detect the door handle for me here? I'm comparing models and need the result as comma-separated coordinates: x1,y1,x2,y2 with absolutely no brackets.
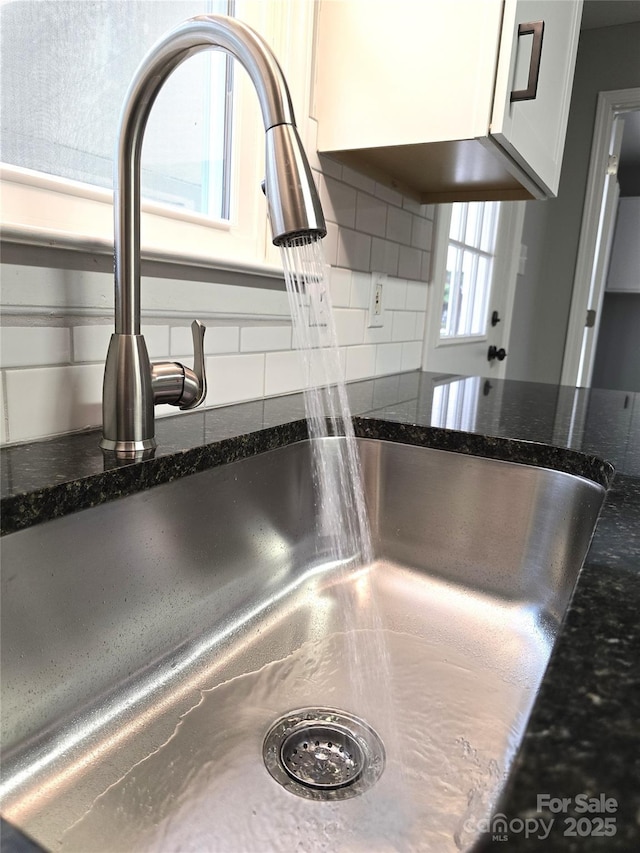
510,21,545,102
488,345,507,362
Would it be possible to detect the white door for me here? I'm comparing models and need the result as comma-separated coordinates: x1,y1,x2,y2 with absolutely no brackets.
422,200,525,378
490,0,583,196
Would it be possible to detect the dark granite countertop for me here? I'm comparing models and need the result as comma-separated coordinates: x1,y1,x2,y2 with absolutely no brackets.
1,371,639,850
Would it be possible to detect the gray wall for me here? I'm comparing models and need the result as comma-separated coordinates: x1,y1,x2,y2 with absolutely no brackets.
591,293,640,391
506,22,640,385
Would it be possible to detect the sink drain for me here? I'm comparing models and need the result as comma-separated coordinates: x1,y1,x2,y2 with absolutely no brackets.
263,708,385,800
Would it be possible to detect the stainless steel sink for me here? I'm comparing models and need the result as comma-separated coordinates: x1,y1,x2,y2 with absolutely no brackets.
0,438,605,852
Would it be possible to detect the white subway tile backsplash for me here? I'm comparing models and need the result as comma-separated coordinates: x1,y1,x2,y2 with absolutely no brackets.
318,154,343,180
72,324,169,363
375,342,403,376
333,308,366,346
72,325,112,363
309,348,346,387
374,183,403,207
421,251,432,283
345,344,377,381
265,350,305,396
205,353,264,406
402,196,422,215
340,165,376,195
411,215,433,250
355,193,387,238
349,272,371,309
401,341,423,370
1,326,70,368
384,278,408,310
318,174,357,228
392,311,417,342
171,324,239,356
398,245,422,281
370,238,399,277
414,312,427,340
323,222,339,266
337,229,371,272
386,206,413,245
142,325,171,359
329,267,352,307
363,321,393,345
241,325,292,353
405,281,429,312
6,363,103,442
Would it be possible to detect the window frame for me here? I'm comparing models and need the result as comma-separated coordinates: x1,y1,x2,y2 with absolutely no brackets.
0,0,315,277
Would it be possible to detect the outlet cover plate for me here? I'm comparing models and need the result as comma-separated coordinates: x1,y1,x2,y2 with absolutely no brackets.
368,272,386,328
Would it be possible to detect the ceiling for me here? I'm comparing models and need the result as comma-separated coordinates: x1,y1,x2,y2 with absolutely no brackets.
581,0,640,29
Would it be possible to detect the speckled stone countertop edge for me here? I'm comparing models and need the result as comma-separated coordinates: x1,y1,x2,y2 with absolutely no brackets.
0,417,615,536
0,420,308,536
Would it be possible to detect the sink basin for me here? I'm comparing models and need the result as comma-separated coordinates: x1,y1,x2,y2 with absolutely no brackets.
0,437,605,852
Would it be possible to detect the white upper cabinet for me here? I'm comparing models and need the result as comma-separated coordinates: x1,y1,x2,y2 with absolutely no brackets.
313,0,583,202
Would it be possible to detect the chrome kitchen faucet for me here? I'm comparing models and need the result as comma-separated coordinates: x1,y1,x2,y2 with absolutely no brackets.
101,14,325,457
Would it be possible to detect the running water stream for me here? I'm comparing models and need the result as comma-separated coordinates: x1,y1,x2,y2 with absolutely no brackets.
280,235,373,568
280,236,398,723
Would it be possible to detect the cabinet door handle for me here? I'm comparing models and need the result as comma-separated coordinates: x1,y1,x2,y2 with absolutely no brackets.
510,21,545,102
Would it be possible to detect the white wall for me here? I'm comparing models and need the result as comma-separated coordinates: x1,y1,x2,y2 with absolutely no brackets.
506,21,640,385
0,158,434,445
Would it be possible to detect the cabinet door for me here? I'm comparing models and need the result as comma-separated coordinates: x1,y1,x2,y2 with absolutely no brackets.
314,0,504,152
490,0,583,196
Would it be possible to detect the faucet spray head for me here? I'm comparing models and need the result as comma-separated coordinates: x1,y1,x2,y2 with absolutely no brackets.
264,124,326,246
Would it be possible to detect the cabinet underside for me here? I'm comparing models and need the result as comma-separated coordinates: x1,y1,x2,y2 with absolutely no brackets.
322,139,537,204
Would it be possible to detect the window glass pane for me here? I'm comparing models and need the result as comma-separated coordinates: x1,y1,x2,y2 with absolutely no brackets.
480,202,498,252
441,244,460,336
464,201,481,248
450,203,464,242
0,0,231,218
458,249,475,335
471,255,492,334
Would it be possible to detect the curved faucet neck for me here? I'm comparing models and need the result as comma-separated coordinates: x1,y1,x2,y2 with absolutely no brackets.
114,14,296,335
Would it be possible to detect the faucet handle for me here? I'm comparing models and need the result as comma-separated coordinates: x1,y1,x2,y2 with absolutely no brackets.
179,320,207,410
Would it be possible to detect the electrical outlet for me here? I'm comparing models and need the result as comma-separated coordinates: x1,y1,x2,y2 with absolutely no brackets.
368,272,386,328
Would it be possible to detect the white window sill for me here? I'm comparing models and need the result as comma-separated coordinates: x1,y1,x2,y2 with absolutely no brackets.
0,161,283,282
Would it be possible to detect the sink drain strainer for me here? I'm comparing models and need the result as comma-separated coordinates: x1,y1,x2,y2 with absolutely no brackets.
262,708,385,800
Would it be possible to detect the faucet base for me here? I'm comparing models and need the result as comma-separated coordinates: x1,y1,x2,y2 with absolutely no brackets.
101,333,156,455
100,436,157,457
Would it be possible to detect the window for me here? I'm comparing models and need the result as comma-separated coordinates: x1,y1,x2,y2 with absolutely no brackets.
1,0,232,218
440,201,499,338
0,1,314,270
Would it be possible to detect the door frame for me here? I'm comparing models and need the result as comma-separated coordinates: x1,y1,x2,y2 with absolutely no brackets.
561,87,640,387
